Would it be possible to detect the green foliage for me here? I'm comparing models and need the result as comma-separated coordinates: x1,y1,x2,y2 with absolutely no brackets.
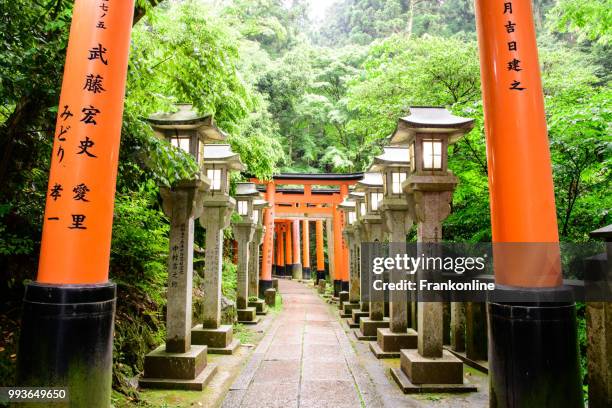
549,0,612,44
109,188,169,397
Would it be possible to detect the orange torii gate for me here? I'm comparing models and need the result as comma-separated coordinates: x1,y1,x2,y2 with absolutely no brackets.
252,174,362,297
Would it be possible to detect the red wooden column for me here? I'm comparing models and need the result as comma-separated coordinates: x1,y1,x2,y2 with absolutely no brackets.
259,182,275,296
17,0,136,404
291,219,302,279
302,219,311,279
475,1,581,405
277,223,285,276
284,221,293,273
315,218,325,282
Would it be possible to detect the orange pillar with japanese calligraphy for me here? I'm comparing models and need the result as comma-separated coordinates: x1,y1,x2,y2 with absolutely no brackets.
475,1,582,406
17,1,136,405
302,219,311,279
315,218,325,282
259,181,274,297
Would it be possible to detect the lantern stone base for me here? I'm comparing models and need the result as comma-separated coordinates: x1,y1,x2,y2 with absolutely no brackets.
338,291,349,310
237,307,260,324
341,302,360,318
248,299,268,315
369,328,418,359
139,344,217,391
191,324,240,355
359,317,390,337
390,366,476,394
264,288,276,306
302,267,311,280
258,279,273,298
398,349,469,387
349,309,369,327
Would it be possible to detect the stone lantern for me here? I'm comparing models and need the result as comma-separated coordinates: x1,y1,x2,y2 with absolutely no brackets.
389,106,476,391
339,198,361,319
353,171,389,340
369,146,417,359
231,182,260,324
192,144,245,355
140,103,224,389
248,198,270,315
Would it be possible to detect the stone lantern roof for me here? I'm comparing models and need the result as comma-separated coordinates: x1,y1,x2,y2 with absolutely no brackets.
338,199,356,211
355,172,383,191
235,182,259,197
253,199,269,210
370,146,410,172
147,103,227,142
202,144,245,171
390,106,474,145
349,191,365,200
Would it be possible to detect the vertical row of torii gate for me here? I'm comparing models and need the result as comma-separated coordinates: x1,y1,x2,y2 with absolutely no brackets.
252,173,361,294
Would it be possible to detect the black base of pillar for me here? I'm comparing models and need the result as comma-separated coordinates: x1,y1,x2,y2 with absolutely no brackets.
272,265,277,276
17,282,116,408
302,267,311,279
285,264,294,278
341,281,349,292
333,280,342,297
488,286,583,408
259,279,273,298
316,270,326,284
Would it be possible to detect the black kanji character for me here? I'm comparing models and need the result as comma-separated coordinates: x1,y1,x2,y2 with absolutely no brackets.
510,80,526,91
47,217,60,221
508,41,517,51
83,74,105,94
96,21,107,29
100,3,108,11
88,43,108,65
57,125,70,141
60,105,74,121
505,21,516,33
77,137,97,158
81,105,100,125
50,183,63,201
507,58,522,71
73,183,90,202
504,2,513,14
69,214,87,229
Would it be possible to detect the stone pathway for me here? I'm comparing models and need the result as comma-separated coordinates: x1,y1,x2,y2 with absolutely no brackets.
222,279,488,408
222,279,381,408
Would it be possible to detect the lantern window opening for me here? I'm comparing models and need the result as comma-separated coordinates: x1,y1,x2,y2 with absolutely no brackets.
391,172,407,194
348,211,356,225
207,167,222,191
237,200,249,216
253,209,259,223
171,136,191,154
422,138,443,170
370,192,383,211
409,142,416,172
360,202,366,217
